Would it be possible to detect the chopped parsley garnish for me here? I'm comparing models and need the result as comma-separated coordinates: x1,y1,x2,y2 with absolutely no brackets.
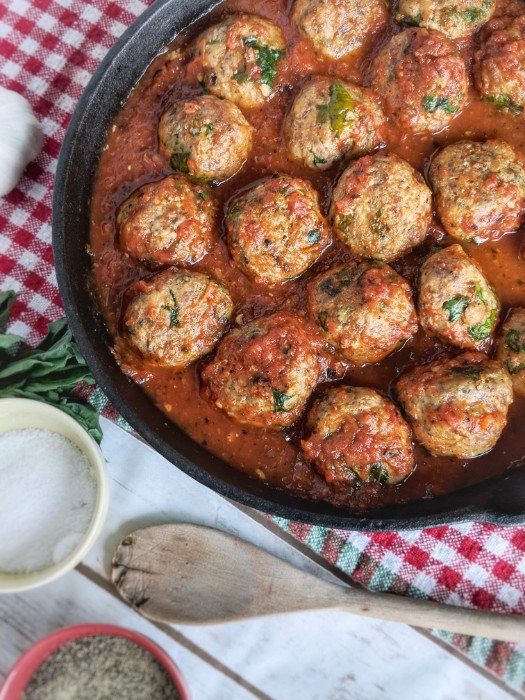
313,154,328,166
422,95,460,114
506,360,525,375
368,462,389,486
197,189,209,201
401,12,422,26
472,281,488,305
469,308,497,341
319,271,353,298
316,82,355,135
453,1,493,22
232,69,249,83
443,295,470,323
162,290,180,328
308,229,321,244
227,202,241,219
506,328,525,353
170,151,190,174
243,37,284,87
483,95,523,116
452,366,483,381
272,388,293,413
203,123,213,135
371,210,388,239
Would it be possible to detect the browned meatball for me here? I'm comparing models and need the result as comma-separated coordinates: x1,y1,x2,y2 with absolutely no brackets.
307,262,418,365
396,352,513,458
158,95,253,182
371,28,468,133
496,308,525,397
302,386,415,487
201,312,325,428
123,269,233,368
283,77,385,171
474,14,525,115
330,153,431,261
418,244,500,350
117,175,218,267
226,175,331,286
291,0,387,60
191,15,285,109
429,140,525,243
397,0,495,40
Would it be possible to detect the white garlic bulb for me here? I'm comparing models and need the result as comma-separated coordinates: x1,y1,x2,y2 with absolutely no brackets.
0,86,43,197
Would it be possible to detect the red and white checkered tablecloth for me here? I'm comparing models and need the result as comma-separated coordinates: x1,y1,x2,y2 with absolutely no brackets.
1,0,524,694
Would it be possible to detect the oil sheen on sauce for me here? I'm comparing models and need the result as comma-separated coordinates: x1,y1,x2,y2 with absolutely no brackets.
90,0,525,511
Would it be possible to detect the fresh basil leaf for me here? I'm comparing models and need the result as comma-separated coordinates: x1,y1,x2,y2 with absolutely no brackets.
0,291,17,333
469,309,497,341
368,462,389,485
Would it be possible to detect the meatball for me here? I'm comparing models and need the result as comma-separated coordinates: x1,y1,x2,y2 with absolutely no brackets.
396,352,513,458
226,175,331,286
330,153,431,261
201,312,324,428
474,14,525,115
418,245,499,350
123,269,233,368
302,386,415,487
117,175,217,267
397,0,495,40
291,0,387,60
371,28,468,133
283,77,385,171
496,308,525,397
191,15,285,109
307,261,418,365
158,95,253,182
429,140,525,243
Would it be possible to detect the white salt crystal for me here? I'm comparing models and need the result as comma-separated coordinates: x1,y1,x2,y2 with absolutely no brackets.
0,428,97,574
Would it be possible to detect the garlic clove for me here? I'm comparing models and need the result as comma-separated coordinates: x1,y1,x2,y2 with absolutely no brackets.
0,86,43,197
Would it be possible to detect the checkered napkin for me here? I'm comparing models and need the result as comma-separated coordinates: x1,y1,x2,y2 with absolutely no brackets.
0,0,524,693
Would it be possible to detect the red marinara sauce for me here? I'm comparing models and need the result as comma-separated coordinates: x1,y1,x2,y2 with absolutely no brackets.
90,0,525,511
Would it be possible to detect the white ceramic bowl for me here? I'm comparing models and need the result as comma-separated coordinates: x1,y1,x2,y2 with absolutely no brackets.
0,398,109,592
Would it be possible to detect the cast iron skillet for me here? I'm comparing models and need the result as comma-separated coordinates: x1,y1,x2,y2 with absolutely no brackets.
53,0,525,530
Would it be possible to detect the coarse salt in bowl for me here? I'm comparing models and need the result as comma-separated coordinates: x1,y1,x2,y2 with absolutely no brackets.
0,398,109,593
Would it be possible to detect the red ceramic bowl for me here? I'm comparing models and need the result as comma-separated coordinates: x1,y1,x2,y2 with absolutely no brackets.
0,624,190,700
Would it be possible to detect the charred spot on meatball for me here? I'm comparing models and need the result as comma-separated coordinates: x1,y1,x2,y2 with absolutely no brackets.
396,352,513,458
371,28,468,133
201,311,325,429
418,244,500,350
330,153,431,261
191,15,285,109
123,268,233,368
284,77,385,170
117,175,218,267
302,386,415,488
497,308,525,397
429,140,525,243
158,95,253,182
226,175,331,286
291,0,387,60
397,0,495,39
474,14,525,116
307,261,418,365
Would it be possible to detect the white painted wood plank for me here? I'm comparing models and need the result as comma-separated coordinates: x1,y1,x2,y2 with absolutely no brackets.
73,418,514,700
0,570,257,700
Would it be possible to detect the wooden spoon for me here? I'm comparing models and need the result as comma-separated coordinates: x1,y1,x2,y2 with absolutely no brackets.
111,524,525,641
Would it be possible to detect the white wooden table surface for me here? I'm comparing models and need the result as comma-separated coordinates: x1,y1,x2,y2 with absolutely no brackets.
0,417,520,700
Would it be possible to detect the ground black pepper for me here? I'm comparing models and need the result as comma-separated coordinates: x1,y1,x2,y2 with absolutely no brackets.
22,634,181,700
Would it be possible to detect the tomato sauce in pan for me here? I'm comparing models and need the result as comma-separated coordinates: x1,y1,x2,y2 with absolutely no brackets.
90,0,525,511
